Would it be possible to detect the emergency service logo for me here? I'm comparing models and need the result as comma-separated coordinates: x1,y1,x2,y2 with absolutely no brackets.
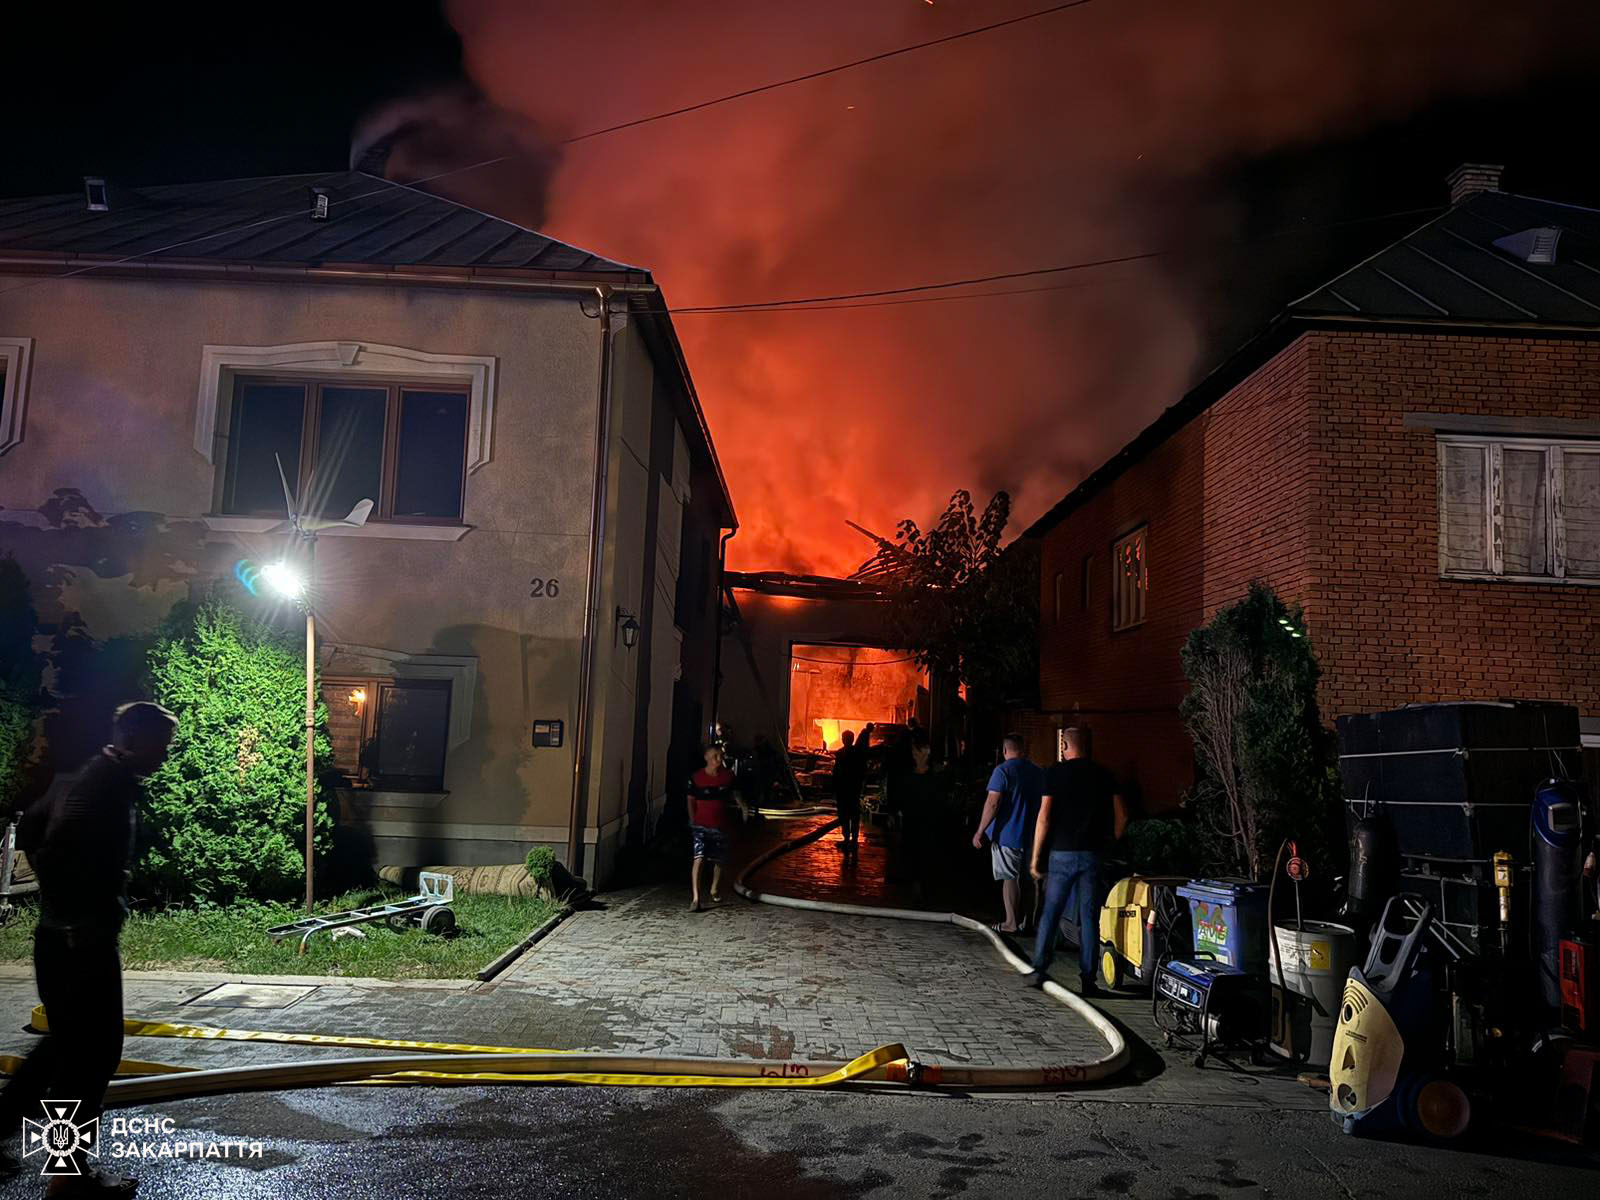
22,1099,98,1176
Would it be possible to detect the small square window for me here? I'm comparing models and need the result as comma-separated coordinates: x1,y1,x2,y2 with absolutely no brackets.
322,676,452,791
1112,526,1147,631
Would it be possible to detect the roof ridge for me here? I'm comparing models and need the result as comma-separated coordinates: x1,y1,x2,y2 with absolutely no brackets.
1500,190,1600,218
1285,205,1457,309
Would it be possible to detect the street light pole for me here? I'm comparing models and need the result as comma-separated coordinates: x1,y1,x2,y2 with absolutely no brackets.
303,536,317,913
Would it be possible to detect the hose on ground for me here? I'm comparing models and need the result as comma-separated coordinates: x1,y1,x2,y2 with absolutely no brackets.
733,818,1130,1087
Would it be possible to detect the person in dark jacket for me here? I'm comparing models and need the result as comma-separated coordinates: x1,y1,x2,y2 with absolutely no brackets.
831,729,869,858
0,702,175,1195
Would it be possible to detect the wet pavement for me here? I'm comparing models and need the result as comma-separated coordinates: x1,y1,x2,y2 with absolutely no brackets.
0,1081,1592,1199
0,814,1594,1195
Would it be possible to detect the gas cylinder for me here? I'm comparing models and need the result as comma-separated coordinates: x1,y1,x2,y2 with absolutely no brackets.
1533,780,1583,1013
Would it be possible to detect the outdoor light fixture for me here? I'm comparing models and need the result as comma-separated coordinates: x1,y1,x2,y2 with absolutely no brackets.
349,688,367,709
260,560,306,602
616,607,641,649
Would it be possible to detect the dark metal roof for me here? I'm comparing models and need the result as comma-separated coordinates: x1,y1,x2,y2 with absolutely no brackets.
725,571,889,602
1023,188,1600,542
1290,190,1600,325
0,171,642,276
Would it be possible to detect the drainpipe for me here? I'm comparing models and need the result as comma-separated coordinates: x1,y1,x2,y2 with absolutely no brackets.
568,287,621,880
709,527,736,734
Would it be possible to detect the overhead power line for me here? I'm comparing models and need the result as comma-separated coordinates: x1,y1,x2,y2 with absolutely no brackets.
663,204,1448,315
563,1,1098,145
0,1,1099,300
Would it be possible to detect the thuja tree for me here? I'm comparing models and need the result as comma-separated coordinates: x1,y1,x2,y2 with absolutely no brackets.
1179,582,1341,881
138,595,333,905
0,555,42,816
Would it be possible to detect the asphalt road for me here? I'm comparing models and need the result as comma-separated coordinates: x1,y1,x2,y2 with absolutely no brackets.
1,1083,1592,1200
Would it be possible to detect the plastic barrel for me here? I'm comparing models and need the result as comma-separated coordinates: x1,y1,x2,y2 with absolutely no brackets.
1177,879,1271,973
1271,921,1356,1067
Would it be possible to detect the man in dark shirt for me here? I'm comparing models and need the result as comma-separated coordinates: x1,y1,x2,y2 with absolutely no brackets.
1023,726,1125,994
0,702,176,1193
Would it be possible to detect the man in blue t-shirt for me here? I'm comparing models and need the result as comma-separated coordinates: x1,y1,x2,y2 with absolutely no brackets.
972,733,1044,932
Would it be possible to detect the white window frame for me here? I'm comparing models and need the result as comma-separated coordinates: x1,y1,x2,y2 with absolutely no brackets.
1437,434,1600,585
194,341,496,540
1112,524,1148,631
0,337,34,456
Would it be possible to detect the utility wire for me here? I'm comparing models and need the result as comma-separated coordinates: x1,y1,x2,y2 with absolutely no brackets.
562,1,1098,145
0,2,1098,299
664,204,1448,314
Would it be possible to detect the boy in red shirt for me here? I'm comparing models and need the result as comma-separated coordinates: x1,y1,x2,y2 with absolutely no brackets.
687,745,748,912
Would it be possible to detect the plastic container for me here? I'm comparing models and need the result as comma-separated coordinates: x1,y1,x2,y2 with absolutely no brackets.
1271,921,1357,1067
1176,879,1270,973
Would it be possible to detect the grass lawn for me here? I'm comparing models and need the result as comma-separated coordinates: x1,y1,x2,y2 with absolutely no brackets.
0,887,562,980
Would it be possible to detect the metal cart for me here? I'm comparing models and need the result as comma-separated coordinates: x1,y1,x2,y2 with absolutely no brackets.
267,871,457,953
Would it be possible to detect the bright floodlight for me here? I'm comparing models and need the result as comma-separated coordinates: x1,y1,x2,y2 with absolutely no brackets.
260,561,306,601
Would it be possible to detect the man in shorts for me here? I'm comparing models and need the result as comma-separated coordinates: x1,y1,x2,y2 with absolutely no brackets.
972,733,1043,932
687,744,748,911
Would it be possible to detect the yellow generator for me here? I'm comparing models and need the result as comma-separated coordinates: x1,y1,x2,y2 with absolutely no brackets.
1098,875,1192,991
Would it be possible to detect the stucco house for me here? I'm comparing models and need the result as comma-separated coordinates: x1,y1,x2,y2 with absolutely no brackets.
0,170,735,886
1021,164,1600,811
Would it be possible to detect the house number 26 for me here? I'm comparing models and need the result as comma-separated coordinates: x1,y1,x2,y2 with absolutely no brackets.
529,578,561,598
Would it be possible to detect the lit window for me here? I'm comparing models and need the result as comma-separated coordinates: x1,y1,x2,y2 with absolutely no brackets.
222,377,468,522
1438,436,1600,582
322,676,452,791
1112,526,1147,630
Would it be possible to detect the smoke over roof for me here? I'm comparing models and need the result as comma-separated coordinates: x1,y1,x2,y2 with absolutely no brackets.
362,1,1598,573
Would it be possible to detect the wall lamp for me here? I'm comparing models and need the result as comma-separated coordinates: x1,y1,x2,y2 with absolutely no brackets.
616,607,641,649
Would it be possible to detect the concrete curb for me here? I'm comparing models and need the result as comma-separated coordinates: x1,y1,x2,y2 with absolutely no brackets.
475,906,572,983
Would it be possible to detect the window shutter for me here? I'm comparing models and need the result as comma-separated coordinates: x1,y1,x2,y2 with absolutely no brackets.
1561,449,1600,578
1438,442,1490,574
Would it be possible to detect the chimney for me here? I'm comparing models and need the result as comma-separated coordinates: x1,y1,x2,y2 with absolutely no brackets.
1447,163,1504,205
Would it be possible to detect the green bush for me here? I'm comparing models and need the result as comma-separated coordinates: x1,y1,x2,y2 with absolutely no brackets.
0,555,42,816
137,596,333,905
1121,817,1199,877
524,846,557,888
1180,581,1341,881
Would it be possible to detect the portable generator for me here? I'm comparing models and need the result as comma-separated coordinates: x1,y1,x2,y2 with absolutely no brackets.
1153,959,1267,1068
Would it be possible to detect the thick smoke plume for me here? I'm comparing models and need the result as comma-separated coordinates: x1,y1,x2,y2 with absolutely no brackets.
374,1,1596,574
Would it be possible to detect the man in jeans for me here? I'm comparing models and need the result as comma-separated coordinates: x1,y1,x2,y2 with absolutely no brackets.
1023,726,1124,994
0,702,176,1195
971,733,1043,933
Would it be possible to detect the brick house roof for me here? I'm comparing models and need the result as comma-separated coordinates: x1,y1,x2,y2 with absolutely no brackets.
1024,188,1600,540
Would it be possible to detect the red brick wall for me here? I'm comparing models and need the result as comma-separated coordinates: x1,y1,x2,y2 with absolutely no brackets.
1308,331,1600,720
1033,329,1600,815
1036,339,1318,812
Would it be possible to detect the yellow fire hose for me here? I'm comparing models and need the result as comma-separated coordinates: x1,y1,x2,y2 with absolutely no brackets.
6,818,1126,1102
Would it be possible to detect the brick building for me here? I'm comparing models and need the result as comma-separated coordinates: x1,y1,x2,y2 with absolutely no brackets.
1022,165,1600,813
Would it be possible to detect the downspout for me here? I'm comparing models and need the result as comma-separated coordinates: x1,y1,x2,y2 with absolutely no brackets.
709,527,736,733
568,287,620,880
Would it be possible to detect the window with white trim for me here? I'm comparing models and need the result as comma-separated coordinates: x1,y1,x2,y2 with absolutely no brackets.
1437,436,1600,582
1112,525,1147,630
0,337,32,456
222,375,469,523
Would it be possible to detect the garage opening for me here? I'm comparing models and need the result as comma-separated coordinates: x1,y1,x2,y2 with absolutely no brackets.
788,643,929,752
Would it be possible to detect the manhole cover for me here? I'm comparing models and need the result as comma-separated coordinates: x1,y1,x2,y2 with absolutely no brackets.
187,983,317,1009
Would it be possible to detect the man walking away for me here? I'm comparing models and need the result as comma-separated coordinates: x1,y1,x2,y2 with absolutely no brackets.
831,729,867,858
1023,726,1125,994
972,733,1043,933
0,702,176,1195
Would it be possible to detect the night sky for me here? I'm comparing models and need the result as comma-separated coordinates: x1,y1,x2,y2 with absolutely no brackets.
8,2,1600,573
